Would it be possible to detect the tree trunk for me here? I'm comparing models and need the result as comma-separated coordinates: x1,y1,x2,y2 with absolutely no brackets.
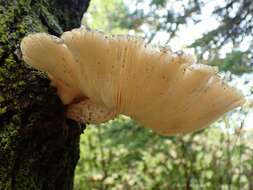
0,0,90,189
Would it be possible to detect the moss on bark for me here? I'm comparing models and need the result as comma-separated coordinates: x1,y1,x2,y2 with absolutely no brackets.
0,0,90,189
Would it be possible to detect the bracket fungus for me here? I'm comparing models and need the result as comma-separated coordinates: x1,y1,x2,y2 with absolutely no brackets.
20,28,245,135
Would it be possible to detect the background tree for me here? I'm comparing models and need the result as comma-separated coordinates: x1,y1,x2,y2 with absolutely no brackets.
0,0,90,189
87,0,253,74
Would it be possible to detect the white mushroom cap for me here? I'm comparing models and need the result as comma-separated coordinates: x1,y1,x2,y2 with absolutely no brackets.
21,33,82,104
20,28,245,135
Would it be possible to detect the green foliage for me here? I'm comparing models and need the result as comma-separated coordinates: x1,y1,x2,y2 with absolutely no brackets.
208,50,253,75
150,0,166,7
191,0,253,51
85,0,201,39
83,0,129,34
85,0,253,74
188,0,253,73
75,116,252,190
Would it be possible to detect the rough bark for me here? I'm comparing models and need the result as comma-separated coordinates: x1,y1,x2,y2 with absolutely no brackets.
0,0,90,189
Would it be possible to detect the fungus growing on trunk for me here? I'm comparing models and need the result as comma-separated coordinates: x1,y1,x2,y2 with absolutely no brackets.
20,28,245,135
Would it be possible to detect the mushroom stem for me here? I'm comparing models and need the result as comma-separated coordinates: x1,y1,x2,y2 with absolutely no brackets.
67,99,116,124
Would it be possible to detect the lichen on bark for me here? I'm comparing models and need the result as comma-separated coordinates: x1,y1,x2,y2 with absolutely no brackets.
0,0,90,189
